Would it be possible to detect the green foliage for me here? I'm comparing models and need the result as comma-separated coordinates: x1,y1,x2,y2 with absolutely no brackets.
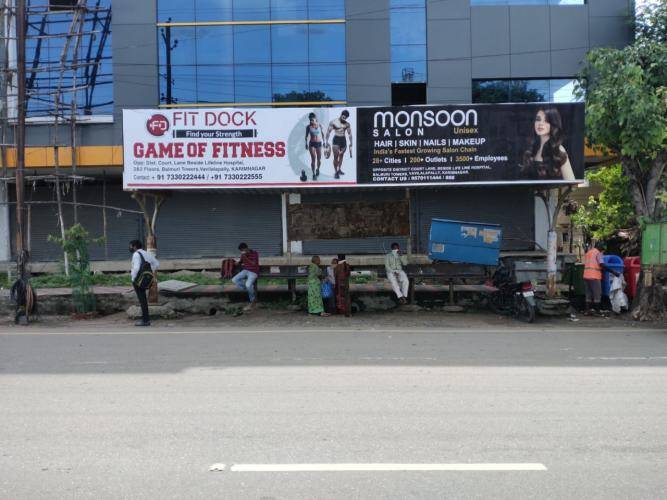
48,224,104,313
577,44,667,160
576,2,667,219
572,164,635,240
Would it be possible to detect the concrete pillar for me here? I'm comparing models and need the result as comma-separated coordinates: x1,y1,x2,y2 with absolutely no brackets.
287,193,302,255
0,182,11,262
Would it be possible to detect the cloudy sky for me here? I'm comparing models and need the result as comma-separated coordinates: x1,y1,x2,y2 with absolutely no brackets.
635,0,658,8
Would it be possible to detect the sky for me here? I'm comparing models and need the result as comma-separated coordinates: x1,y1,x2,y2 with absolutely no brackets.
635,0,659,9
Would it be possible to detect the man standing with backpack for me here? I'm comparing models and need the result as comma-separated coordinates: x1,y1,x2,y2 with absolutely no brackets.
130,240,160,327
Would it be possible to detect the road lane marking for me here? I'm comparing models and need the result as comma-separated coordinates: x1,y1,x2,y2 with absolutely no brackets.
577,356,667,361
228,463,548,472
209,463,226,472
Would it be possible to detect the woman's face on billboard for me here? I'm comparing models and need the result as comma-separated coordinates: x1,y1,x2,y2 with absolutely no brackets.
534,110,551,138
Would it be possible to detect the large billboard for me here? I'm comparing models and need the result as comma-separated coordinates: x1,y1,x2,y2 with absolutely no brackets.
123,103,584,190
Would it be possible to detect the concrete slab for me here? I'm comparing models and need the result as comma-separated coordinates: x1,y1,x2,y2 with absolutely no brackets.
157,280,198,293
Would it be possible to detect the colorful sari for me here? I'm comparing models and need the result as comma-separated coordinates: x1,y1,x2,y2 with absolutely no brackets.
307,263,324,314
334,261,351,316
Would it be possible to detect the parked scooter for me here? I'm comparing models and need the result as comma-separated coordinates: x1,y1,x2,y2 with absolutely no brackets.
489,261,536,323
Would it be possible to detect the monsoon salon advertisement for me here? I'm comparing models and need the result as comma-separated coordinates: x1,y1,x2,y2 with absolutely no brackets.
123,107,357,189
123,103,584,190
355,102,585,185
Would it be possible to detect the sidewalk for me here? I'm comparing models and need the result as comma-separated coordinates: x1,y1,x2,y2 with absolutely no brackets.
3,308,664,333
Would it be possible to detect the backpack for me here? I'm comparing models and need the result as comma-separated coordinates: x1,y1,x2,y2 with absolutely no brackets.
220,258,238,279
321,281,334,299
134,251,154,290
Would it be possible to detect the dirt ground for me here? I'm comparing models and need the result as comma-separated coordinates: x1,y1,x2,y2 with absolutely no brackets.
3,305,665,332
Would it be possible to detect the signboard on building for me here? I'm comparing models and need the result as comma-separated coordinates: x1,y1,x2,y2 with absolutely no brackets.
123,103,584,190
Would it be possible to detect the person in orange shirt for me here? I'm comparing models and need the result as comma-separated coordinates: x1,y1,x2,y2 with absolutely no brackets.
583,241,619,316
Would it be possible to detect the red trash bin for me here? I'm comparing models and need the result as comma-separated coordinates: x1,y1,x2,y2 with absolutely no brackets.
623,256,641,299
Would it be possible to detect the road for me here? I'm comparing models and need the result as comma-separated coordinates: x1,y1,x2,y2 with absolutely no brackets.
1,325,666,499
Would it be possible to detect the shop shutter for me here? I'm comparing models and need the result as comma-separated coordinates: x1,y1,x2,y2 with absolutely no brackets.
155,191,283,259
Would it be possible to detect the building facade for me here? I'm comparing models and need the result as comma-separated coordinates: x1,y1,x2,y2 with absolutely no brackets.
2,0,634,263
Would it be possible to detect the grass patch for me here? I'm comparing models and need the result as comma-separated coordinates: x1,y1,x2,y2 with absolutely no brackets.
5,271,378,290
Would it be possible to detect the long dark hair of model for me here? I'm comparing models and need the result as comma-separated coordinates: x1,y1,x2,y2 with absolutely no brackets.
521,108,567,179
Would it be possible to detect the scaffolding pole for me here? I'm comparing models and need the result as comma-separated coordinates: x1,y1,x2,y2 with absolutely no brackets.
15,0,26,281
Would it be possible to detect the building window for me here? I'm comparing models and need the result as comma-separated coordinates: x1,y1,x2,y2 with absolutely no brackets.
24,0,113,118
390,0,427,84
157,0,346,105
472,79,582,103
471,1,585,5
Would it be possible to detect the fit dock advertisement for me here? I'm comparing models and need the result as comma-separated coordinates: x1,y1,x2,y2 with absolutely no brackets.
123,103,584,190
123,107,357,189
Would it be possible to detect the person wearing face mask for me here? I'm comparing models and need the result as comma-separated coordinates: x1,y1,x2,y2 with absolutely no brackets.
385,242,409,305
232,242,260,311
129,239,159,327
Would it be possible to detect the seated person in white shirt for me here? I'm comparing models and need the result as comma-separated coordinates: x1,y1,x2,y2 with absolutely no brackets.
385,242,409,305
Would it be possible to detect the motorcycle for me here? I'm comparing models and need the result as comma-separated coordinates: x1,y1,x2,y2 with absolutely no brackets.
489,262,536,323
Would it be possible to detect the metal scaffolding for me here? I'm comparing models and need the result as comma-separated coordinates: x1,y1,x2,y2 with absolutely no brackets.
0,1,122,322
1,0,114,276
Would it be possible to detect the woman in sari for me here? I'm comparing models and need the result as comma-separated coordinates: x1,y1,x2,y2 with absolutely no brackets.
307,256,330,317
334,254,352,317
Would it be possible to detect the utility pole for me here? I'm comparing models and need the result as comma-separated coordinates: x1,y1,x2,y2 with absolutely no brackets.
15,0,26,281
161,19,177,104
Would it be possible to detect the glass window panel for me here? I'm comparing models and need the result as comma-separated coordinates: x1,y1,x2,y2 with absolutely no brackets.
271,25,308,64
270,0,307,20
25,0,113,116
196,26,233,65
159,26,195,105
197,67,235,103
521,79,549,102
234,65,271,102
391,44,427,83
158,0,195,22
233,25,270,102
272,64,309,101
470,1,584,4
233,25,270,63
309,63,346,102
390,8,426,46
159,27,196,67
308,0,345,19
233,0,270,21
195,0,233,21
161,65,198,104
196,26,234,102
308,24,345,63
472,80,510,103
391,0,425,8
549,79,581,102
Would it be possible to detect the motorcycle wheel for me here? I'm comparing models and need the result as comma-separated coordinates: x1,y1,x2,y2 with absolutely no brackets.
489,293,507,315
515,295,536,323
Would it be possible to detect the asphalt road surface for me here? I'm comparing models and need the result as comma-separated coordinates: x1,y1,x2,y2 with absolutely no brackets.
1,325,666,499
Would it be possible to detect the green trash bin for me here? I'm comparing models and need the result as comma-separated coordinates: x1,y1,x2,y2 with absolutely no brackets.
565,262,586,296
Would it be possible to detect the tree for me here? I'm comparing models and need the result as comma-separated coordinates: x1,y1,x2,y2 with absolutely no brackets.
537,186,572,298
572,164,636,242
577,3,667,320
131,191,169,304
48,224,103,315
577,3,666,222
